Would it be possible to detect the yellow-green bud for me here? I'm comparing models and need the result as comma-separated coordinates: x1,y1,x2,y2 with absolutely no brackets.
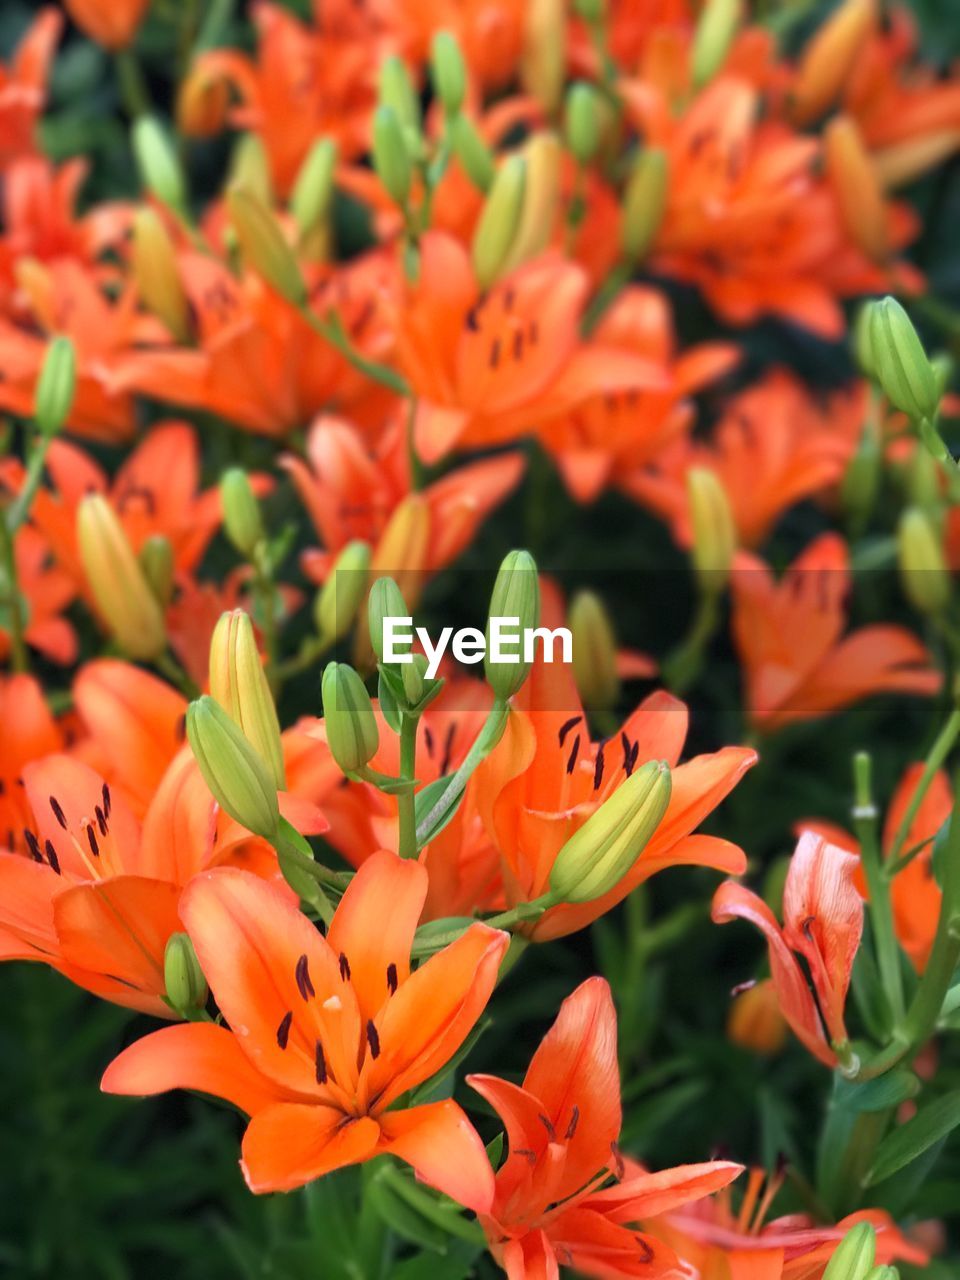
315,540,371,644
501,132,561,274
852,302,877,377
402,653,428,706
867,297,940,424
186,696,280,838
521,0,565,114
368,576,410,665
139,534,175,608
379,55,420,132
565,82,601,164
321,662,379,773
227,186,307,306
570,591,619,714
485,549,540,701
687,467,736,593
373,106,412,207
822,1222,877,1280
164,933,208,1015
840,422,881,531
450,114,496,192
230,133,273,206
132,116,187,214
472,155,526,290
291,138,338,238
549,760,672,903
132,207,191,343
209,609,286,788
862,1269,897,1280
622,148,668,263
77,494,167,660
691,0,741,89
898,507,950,617
34,335,76,436
431,31,466,117
907,443,940,515
220,468,264,558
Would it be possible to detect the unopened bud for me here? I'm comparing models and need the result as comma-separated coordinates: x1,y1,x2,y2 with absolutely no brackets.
315,540,371,644
227,186,307,306
898,508,950,617
501,132,561,274
450,115,496,192
822,1221,877,1280
485,549,540,701
77,495,166,660
34,335,76,436
824,116,888,263
565,82,601,164
164,933,208,1015
862,1269,897,1280
132,207,190,343
908,441,940,515
209,610,285,788
402,653,428,706
867,297,940,425
727,980,788,1055
321,662,379,773
368,576,410,665
139,535,175,608
177,63,230,138
687,467,736,593
841,422,881,531
549,760,672,903
472,154,526,290
186,696,280,838
373,106,412,207
431,32,466,117
521,0,565,114
291,138,338,239
379,56,421,132
370,495,430,608
790,0,876,126
230,134,273,206
570,591,619,714
852,303,877,378
874,131,960,190
622,148,668,263
133,116,188,215
220,468,264,557
691,0,741,89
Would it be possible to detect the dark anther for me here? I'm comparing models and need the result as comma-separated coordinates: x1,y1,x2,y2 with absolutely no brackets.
175,714,187,743
489,337,501,370
295,954,315,1000
86,824,100,858
466,304,480,332
538,1113,557,1142
386,962,398,995
565,735,580,774
366,1020,381,1059
593,744,605,791
95,805,108,837
513,330,524,361
423,726,434,757
565,1106,580,1140
44,840,61,875
49,796,68,829
635,1237,654,1264
339,952,351,981
102,782,112,818
439,723,456,776
558,715,582,747
514,1148,538,1165
24,830,42,862
315,1040,327,1084
276,1010,293,1049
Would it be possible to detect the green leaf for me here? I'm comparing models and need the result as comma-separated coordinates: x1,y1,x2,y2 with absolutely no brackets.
486,1132,504,1171
414,773,465,846
864,1090,960,1186
836,1071,921,1114
378,669,402,733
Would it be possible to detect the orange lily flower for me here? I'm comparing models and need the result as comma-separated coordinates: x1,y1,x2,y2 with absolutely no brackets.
0,8,61,165
392,231,671,464
388,0,526,95
536,286,738,505
468,976,743,1279
0,673,64,854
63,0,150,50
731,534,940,732
476,654,756,941
102,855,507,1203
625,372,861,548
712,830,863,1068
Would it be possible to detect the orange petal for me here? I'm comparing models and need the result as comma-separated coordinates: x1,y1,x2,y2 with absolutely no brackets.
240,1105,380,1193
584,1159,743,1221
378,1099,494,1213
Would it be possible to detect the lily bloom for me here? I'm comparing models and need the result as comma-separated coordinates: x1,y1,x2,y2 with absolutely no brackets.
712,830,863,1068
102,855,507,1203
731,534,940,732
0,674,65,855
391,232,670,464
0,8,61,165
63,0,149,50
388,0,526,94
476,654,756,940
468,976,743,1278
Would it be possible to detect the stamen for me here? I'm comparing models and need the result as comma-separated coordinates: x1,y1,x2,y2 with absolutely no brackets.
295,954,315,1000
514,1148,537,1165
102,783,112,818
24,830,42,862
95,805,108,837
366,1019,381,1059
315,1040,327,1084
558,715,582,747
538,1113,557,1142
423,726,434,757
339,952,351,981
593,744,605,791
44,840,61,875
386,962,398,995
635,1237,654,1264
565,735,580,774
49,796,68,830
565,1105,580,1140
439,723,456,776
489,337,501,369
276,1010,293,1049
86,824,100,858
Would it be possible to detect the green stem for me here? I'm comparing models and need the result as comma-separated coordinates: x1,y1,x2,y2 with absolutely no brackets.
853,752,905,1026
661,589,720,694
115,49,151,118
886,707,960,869
398,714,418,859
414,699,508,848
8,429,55,532
583,260,632,334
301,306,409,396
155,650,199,699
0,513,28,672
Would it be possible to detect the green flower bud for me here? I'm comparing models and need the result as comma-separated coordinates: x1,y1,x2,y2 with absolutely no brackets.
867,297,940,424
368,576,410,665
77,495,167,660
472,155,526,290
549,760,672,903
187,696,280,838
570,590,619,714
373,106,412,207
209,610,286,788
139,534,175,608
164,932,208,1016
291,138,338,238
521,0,565,114
862,1269,898,1280
852,303,877,378
321,663,379,773
379,56,421,132
230,133,273,206
315,540,371,644
622,148,668,263
822,1222,877,1280
898,507,950,617
573,0,605,19
687,467,736,593
220,468,264,558
34,335,76,436
132,207,191,344
691,0,741,90
565,82,601,164
133,116,187,214
402,653,428,706
227,185,307,306
485,549,540,701
450,114,496,192
840,422,881,532
431,31,466,117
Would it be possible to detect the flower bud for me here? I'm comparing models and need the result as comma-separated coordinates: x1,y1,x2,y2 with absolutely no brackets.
501,132,561,274
77,494,166,660
209,610,286,788
291,138,338,239
687,467,736,593
727,980,788,1055
132,207,191,343
430,31,466,117
133,116,188,215
139,534,175,608
790,0,875,127
321,662,379,773
485,549,540,701
852,303,877,378
450,116,495,193
622,148,668,264
874,131,960,190
570,591,619,715
691,0,741,89
898,508,950,617
315,540,371,644
379,56,421,132
177,63,230,138
227,186,307,307
472,155,526,290
230,134,274,206
373,106,412,207
186,696,280,838
370,495,430,609
220,468,264,557
824,115,888,263
521,0,565,114
402,653,428,706
867,297,940,425
549,760,672,903
840,422,881,532
368,576,410,665
164,933,208,1015
862,1269,897,1280
822,1221,877,1280
565,82,601,164
34,335,76,436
